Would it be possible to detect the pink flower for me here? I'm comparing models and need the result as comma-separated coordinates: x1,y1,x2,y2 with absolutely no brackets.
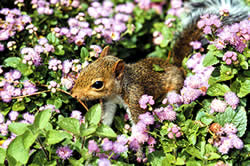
190,41,202,50
88,140,100,153
139,94,155,109
56,146,73,160
139,112,154,125
224,92,239,109
210,99,227,113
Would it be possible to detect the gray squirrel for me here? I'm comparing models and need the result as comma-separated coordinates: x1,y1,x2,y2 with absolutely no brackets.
71,0,249,125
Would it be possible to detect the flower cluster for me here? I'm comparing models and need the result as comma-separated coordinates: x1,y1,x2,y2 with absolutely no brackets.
56,146,73,160
154,105,176,122
0,70,37,102
181,53,214,104
0,8,31,50
53,12,92,46
87,135,128,164
222,51,238,65
139,94,155,109
167,0,184,17
216,20,249,52
167,124,182,139
210,91,239,113
39,104,60,113
152,31,164,45
31,0,80,15
21,37,54,66
197,14,221,34
211,123,244,154
129,112,156,155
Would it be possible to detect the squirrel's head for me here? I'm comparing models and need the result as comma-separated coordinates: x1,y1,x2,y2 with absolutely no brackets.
71,46,125,100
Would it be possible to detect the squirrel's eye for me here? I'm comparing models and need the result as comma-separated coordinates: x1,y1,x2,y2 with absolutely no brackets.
92,81,104,89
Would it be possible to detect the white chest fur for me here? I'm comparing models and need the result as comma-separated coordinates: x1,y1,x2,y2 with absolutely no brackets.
102,95,132,126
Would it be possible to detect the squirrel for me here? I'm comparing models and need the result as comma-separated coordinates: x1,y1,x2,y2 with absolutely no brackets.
71,0,249,125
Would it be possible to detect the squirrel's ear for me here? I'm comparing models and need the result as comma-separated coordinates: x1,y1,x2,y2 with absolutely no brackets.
100,46,110,57
112,60,125,80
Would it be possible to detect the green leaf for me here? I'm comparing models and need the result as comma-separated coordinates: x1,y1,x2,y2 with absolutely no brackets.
175,157,185,165
80,47,89,62
232,106,247,137
4,57,21,68
47,33,59,45
85,104,102,125
95,124,117,138
8,122,29,135
7,136,29,164
54,45,65,55
162,153,175,166
203,52,219,67
207,83,230,96
58,117,80,135
152,64,165,72
33,109,51,130
46,98,62,109
148,151,165,166
215,107,247,137
46,130,72,144
80,124,97,137
238,79,250,98
69,158,84,166
0,148,6,164
207,152,221,160
12,102,25,111
17,63,33,76
22,129,39,149
185,147,203,159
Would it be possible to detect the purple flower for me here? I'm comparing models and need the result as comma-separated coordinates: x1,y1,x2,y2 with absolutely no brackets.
224,92,239,109
190,41,202,50
112,142,128,154
88,140,99,153
139,112,154,125
147,136,156,145
0,90,12,102
222,123,237,134
131,121,148,143
9,111,19,121
218,143,230,154
23,113,35,123
70,110,82,120
102,138,113,151
62,60,73,74
230,134,244,149
168,132,174,139
12,70,21,80
139,94,155,109
56,146,73,160
0,43,4,51
210,99,227,113
154,105,176,122
116,135,128,145
98,158,111,166
129,138,140,151
181,87,202,104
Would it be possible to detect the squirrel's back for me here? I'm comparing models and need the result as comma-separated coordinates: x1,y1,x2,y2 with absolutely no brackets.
173,0,249,66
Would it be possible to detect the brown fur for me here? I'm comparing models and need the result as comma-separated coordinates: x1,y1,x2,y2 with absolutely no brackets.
72,52,184,123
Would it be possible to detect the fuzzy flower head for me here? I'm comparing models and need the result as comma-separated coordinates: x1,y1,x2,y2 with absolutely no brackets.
154,105,176,122
139,94,155,109
197,14,222,34
138,112,155,125
88,140,99,153
164,91,183,105
181,87,202,104
102,138,113,151
210,99,227,114
56,146,73,160
224,92,239,109
222,123,237,134
222,51,238,65
190,41,202,50
98,158,111,166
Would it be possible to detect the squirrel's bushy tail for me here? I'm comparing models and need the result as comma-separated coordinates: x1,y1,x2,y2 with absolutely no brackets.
173,0,249,66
